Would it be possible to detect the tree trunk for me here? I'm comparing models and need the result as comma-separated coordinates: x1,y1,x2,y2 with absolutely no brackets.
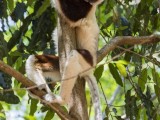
58,16,89,120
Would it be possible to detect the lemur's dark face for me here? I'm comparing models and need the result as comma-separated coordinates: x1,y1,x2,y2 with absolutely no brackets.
59,0,92,22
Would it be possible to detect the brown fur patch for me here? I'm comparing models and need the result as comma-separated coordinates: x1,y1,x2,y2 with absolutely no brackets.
77,49,93,66
35,55,59,72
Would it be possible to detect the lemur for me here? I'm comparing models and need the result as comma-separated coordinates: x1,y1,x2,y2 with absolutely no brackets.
25,0,103,119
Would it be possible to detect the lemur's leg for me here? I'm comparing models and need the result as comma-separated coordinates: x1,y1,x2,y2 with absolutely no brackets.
45,50,93,105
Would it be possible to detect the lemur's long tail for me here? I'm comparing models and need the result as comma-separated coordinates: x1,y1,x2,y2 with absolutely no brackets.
25,55,37,80
85,75,102,120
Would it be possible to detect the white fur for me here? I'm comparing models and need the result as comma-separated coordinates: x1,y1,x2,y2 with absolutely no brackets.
43,71,60,82
76,18,99,64
59,50,92,104
50,0,55,8
52,28,58,53
25,55,60,93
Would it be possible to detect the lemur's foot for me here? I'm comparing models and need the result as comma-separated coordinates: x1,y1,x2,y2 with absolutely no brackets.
43,93,65,105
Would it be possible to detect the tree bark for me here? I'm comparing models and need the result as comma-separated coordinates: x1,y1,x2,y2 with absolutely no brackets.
97,34,160,62
58,16,89,120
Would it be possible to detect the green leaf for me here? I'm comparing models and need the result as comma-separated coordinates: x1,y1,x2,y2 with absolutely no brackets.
138,68,147,92
154,85,160,103
11,2,27,22
27,0,35,6
116,63,127,77
0,103,3,110
105,106,109,119
125,90,131,118
157,114,160,120
141,109,147,120
6,0,14,13
108,63,123,87
1,92,20,104
103,117,108,120
24,115,36,120
15,57,23,70
116,60,129,65
152,68,160,87
0,112,5,120
44,109,54,120
34,0,50,19
10,51,22,56
0,103,5,119
0,40,7,59
16,83,26,97
119,26,128,31
94,65,104,81
0,0,8,18
29,98,38,116
125,90,139,120
41,106,49,113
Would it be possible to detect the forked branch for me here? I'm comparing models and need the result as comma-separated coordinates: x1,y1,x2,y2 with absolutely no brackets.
97,33,160,62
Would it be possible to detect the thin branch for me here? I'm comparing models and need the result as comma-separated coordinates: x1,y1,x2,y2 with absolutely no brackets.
0,60,71,120
108,86,121,107
97,34,160,62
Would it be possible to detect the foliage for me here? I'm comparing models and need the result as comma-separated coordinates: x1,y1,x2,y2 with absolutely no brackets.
0,0,160,119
